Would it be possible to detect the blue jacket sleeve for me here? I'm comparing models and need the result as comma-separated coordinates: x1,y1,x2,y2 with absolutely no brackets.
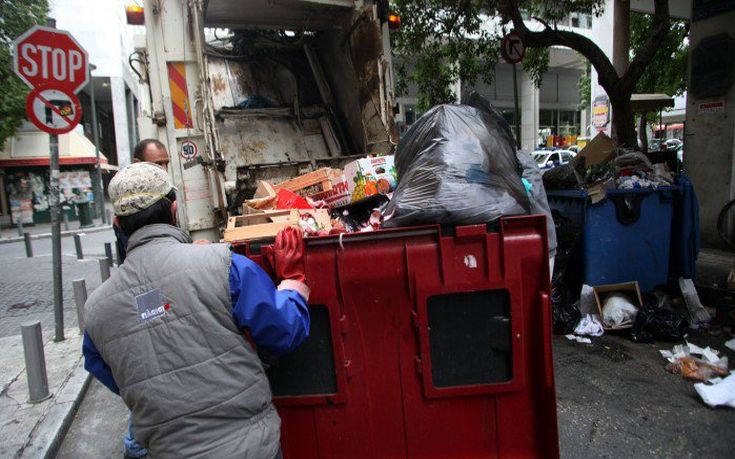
82,331,120,394
229,253,310,356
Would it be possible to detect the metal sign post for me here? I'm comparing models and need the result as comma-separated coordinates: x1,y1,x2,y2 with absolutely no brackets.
501,32,526,149
50,133,64,341
13,25,89,342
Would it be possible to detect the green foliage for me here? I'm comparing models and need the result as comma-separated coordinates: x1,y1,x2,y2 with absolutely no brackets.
630,12,688,97
391,0,606,111
391,0,500,111
630,12,688,127
578,62,590,111
522,47,549,87
0,0,48,145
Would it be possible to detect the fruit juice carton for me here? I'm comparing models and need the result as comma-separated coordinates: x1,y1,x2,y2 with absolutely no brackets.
344,155,397,203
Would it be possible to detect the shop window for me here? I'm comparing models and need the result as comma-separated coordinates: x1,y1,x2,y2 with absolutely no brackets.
427,290,512,387
267,305,337,396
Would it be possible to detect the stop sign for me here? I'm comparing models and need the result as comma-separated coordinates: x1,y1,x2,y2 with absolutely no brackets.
13,25,89,94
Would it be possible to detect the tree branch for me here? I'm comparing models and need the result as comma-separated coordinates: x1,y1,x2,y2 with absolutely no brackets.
621,0,670,95
497,0,620,95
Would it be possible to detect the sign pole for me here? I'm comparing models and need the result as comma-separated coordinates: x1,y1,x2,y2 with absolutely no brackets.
512,63,521,149
49,133,64,342
501,32,525,149
89,65,106,224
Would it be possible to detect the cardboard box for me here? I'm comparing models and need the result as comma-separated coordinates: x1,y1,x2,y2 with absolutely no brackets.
575,132,617,168
311,168,351,208
593,281,643,330
344,155,397,203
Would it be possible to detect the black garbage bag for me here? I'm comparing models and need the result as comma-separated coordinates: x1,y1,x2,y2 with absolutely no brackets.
553,300,581,335
550,210,584,325
542,163,583,190
630,307,689,343
383,92,556,255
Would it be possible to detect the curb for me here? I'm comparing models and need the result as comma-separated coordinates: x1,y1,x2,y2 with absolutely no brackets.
43,372,92,459
0,225,113,245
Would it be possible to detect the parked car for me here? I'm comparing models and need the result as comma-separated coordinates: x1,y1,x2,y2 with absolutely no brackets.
664,138,683,151
533,150,576,169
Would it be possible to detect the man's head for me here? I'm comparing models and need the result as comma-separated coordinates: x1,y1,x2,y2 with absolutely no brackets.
133,139,169,170
109,162,177,236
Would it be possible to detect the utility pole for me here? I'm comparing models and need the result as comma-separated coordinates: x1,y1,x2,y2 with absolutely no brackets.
89,63,106,224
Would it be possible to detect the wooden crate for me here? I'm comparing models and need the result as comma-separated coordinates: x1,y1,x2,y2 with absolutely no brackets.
224,209,332,242
273,168,333,196
224,210,299,242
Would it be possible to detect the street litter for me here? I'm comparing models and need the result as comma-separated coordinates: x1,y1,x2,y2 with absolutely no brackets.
678,278,711,325
694,373,735,409
574,314,604,337
661,342,729,382
565,334,592,344
593,282,642,330
602,293,638,328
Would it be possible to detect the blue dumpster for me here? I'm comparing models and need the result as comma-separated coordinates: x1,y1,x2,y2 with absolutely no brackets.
547,187,678,292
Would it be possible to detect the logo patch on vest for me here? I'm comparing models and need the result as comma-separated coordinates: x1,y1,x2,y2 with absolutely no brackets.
135,288,170,322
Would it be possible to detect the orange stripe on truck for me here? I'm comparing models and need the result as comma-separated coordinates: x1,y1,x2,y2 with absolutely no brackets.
167,62,193,129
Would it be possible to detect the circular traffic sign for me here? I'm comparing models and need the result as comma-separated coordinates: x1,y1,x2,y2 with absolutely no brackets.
25,85,82,135
13,25,89,94
501,32,525,64
180,140,198,160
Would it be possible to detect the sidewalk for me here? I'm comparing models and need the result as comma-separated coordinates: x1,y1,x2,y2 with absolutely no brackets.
0,329,90,458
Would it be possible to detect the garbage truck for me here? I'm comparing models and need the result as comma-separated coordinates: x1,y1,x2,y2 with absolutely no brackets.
133,1,560,457
136,0,399,241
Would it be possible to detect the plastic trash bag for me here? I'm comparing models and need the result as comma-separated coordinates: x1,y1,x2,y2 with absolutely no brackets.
383,93,557,255
601,293,638,327
630,307,688,343
553,300,581,335
574,313,604,337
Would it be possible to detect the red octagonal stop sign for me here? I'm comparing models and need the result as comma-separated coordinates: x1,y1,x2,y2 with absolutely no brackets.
13,25,89,94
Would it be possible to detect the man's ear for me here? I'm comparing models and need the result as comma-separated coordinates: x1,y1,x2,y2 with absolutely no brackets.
170,200,178,225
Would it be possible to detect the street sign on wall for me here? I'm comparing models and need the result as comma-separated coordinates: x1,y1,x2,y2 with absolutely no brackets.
13,25,88,134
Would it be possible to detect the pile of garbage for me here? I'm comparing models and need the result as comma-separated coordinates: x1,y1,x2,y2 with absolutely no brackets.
227,93,558,255
543,132,675,197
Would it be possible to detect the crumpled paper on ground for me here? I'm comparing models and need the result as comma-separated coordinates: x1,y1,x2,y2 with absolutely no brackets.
694,372,735,408
574,314,604,337
565,334,592,344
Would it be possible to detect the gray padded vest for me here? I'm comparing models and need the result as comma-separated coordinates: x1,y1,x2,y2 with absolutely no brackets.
84,224,280,458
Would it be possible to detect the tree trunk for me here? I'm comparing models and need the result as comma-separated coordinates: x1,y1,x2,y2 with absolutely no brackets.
638,112,648,152
609,95,638,149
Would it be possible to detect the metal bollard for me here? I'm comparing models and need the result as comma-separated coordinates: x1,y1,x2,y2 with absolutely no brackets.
62,211,70,231
104,242,113,268
74,234,83,260
24,232,33,258
21,321,50,403
99,258,110,282
17,218,24,237
72,279,87,333
105,210,112,226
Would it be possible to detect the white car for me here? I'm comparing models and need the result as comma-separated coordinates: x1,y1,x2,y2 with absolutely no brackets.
533,150,576,170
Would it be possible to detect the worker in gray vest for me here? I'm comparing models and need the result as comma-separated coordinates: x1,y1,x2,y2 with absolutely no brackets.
82,162,310,458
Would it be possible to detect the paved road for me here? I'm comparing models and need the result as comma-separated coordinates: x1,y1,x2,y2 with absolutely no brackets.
0,229,117,337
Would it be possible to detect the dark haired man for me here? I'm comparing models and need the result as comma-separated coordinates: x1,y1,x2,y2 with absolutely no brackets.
83,162,309,458
132,138,169,169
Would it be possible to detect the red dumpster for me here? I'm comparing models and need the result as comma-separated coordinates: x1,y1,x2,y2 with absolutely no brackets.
234,215,559,458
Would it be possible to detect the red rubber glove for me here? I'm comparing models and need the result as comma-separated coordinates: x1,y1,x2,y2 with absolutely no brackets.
273,226,306,283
